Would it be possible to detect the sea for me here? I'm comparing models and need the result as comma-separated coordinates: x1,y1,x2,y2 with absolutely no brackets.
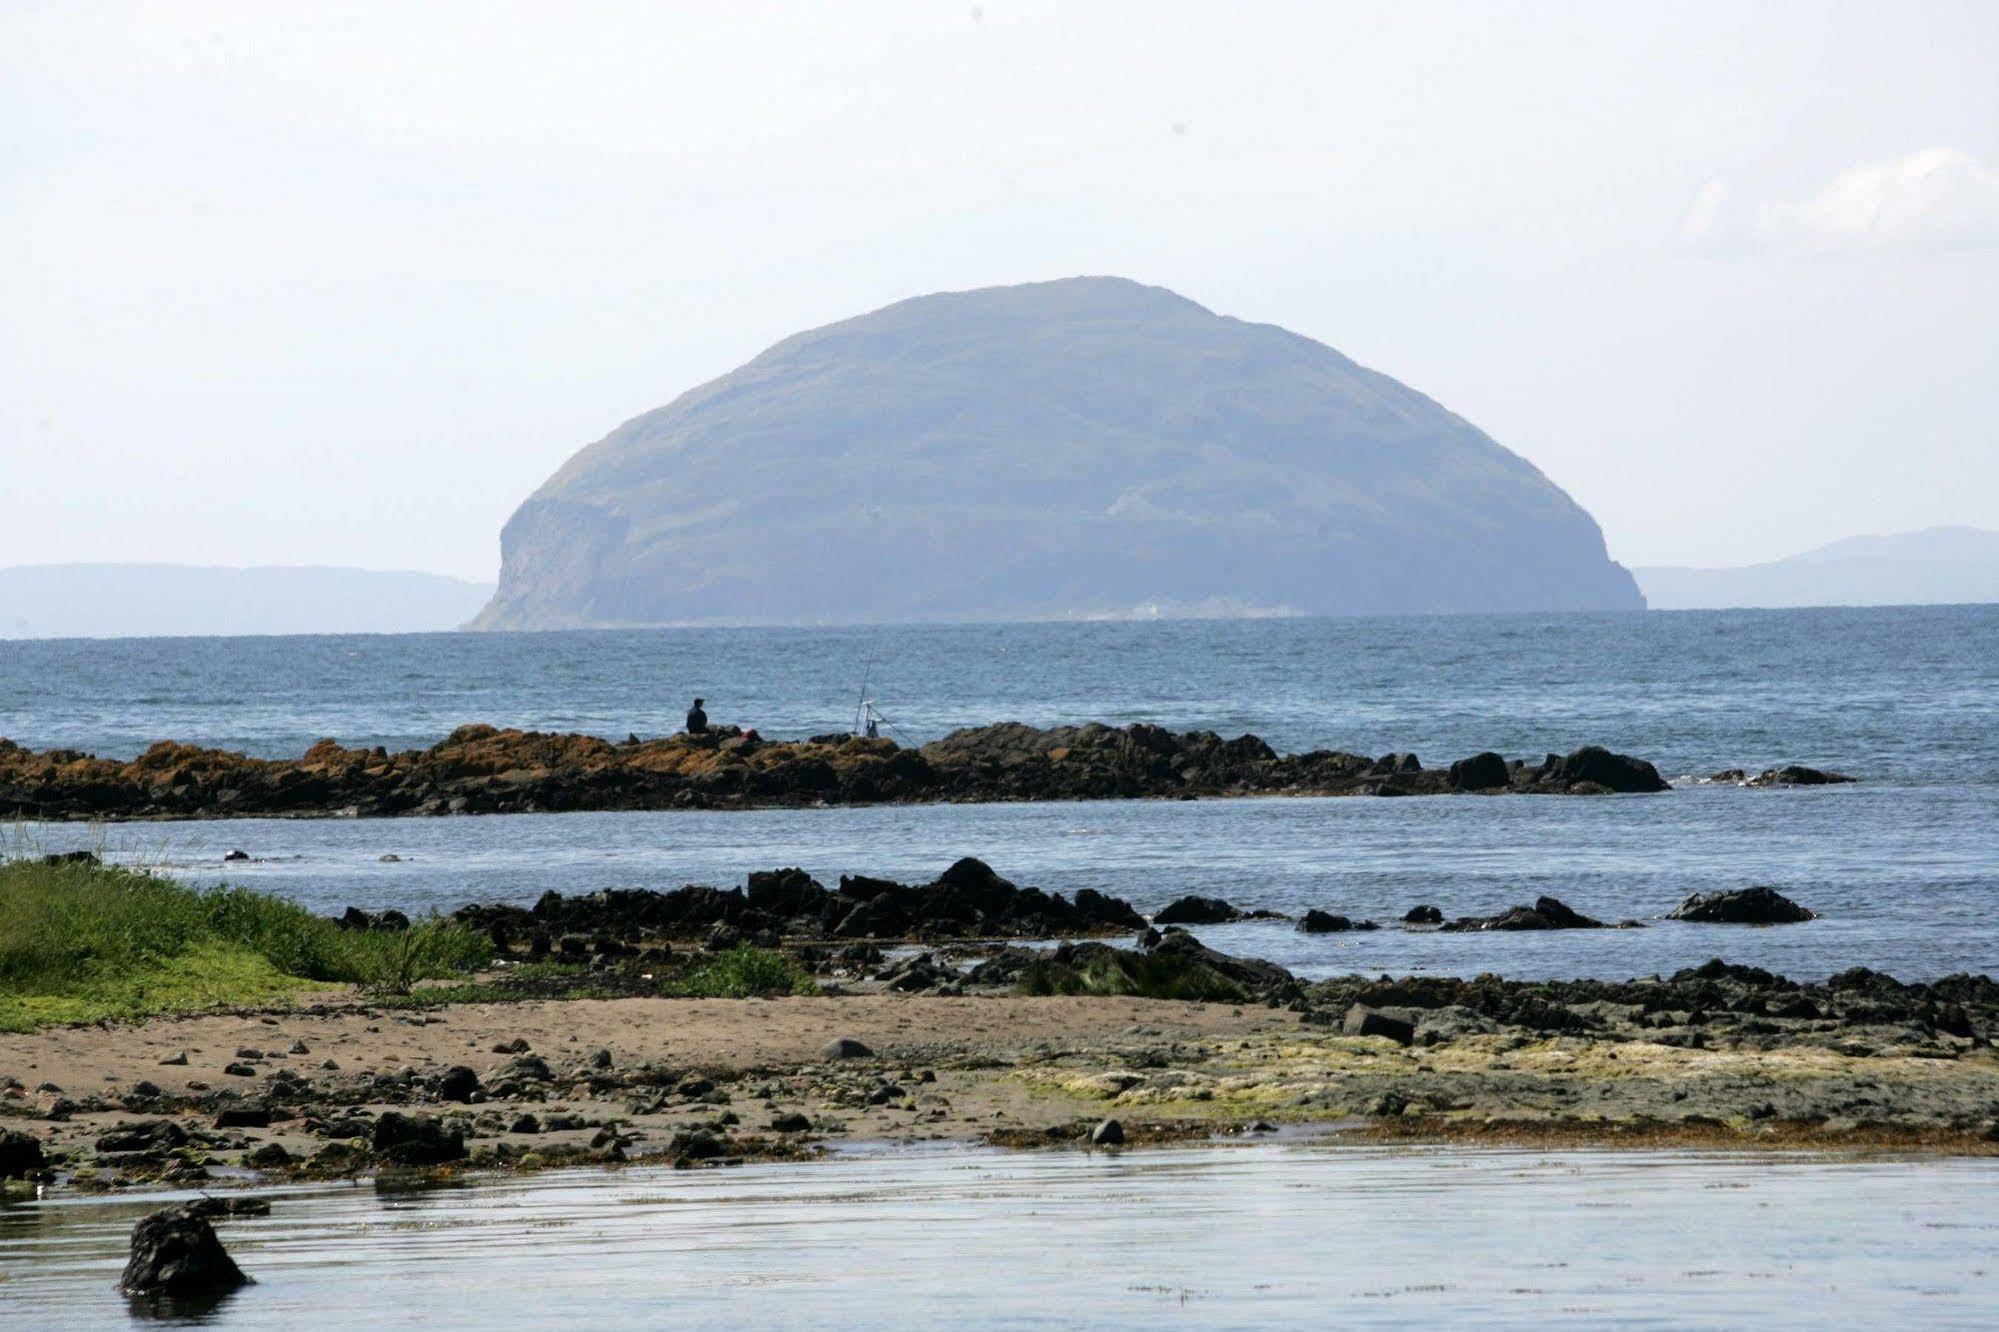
4,605,1994,982
5,606,1998,1328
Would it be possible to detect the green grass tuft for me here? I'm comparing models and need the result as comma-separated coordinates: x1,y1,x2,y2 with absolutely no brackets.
664,945,816,998
0,857,490,1031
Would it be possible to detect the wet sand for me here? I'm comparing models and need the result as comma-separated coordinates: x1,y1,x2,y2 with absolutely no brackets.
5,988,1996,1196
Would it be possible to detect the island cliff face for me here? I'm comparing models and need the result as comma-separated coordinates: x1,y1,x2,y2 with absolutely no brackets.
471,277,1641,628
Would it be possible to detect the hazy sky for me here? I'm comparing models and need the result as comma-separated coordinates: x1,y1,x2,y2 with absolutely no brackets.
5,1,1996,580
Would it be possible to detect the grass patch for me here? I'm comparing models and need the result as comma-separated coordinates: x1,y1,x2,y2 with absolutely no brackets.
0,856,490,1031
664,945,817,998
1015,949,1247,1004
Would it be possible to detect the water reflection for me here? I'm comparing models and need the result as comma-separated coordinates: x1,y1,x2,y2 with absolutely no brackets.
2,1144,1994,1327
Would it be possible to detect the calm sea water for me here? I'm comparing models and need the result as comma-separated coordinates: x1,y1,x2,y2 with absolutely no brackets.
4,1143,1995,1328
4,607,1996,980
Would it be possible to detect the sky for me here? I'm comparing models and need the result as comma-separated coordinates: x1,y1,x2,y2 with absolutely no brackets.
4,1,1997,580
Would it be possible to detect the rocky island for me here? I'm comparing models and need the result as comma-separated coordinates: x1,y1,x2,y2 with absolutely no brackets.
0,721,1696,820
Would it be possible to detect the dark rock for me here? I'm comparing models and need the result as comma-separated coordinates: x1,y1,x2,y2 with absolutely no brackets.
666,1128,726,1161
1402,904,1443,925
243,1143,291,1169
436,1066,481,1103
96,1119,189,1153
1089,1118,1125,1146
0,1128,47,1178
769,1112,812,1133
1748,765,1856,787
1297,910,1371,934
213,1107,272,1130
509,1114,541,1134
223,849,250,862
1667,886,1816,925
122,1205,248,1299
1342,1006,1416,1045
370,1111,465,1166
1447,751,1510,791
1442,896,1606,931
1535,745,1672,794
1153,895,1242,925
42,849,100,866
821,1038,874,1060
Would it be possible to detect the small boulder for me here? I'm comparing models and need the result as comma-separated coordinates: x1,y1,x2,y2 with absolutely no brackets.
1089,1118,1125,1146
0,1128,47,1179
1402,904,1443,926
370,1111,465,1166
1447,751,1510,791
121,1205,248,1300
1152,895,1242,925
1667,886,1816,925
769,1112,812,1133
821,1037,874,1060
1748,765,1855,787
1297,910,1361,934
243,1142,291,1170
1342,1005,1416,1045
437,1066,480,1103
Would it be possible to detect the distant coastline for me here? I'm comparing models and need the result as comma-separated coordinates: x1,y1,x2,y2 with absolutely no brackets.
0,564,495,640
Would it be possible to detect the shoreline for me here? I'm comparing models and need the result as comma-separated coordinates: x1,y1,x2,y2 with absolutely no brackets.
7,973,1995,1202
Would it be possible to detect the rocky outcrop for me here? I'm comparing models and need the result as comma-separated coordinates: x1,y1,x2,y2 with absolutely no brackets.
1298,910,1377,934
1153,895,1245,925
1441,896,1609,932
122,1206,248,1299
0,724,1680,820
1668,886,1816,924
470,276,1642,630
1746,765,1856,787
453,858,1147,946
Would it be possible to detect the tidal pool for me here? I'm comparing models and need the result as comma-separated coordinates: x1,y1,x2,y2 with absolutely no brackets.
3,1142,1995,1328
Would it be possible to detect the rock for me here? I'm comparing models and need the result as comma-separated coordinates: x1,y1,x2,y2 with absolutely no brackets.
1089,1118,1125,1146
370,1111,466,1166
769,1112,812,1133
492,1038,532,1054
243,1143,291,1169
1748,765,1856,787
1447,751,1510,791
821,1038,874,1060
96,1119,188,1153
1153,895,1242,925
186,1197,272,1219
666,1128,726,1161
1442,896,1607,931
41,849,99,866
223,849,250,862
159,1051,189,1066
589,1048,613,1070
122,1206,248,1299
1342,1006,1416,1045
0,1128,47,1178
509,1113,541,1135
1402,904,1443,926
1667,886,1816,924
1371,752,1422,774
223,1063,257,1078
437,1066,481,1103
213,1107,272,1130
1535,746,1672,794
1297,910,1369,934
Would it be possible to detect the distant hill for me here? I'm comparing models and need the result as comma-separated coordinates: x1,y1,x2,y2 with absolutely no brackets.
1635,527,1999,609
0,565,495,640
471,276,1641,629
